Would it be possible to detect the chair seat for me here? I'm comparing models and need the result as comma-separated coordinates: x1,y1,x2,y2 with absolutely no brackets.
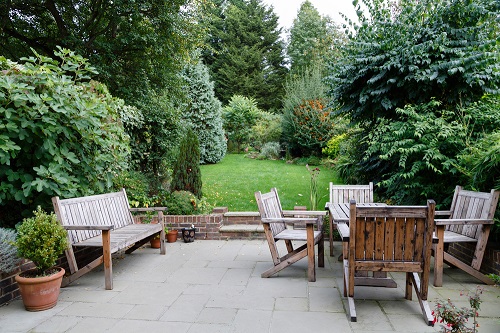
275,229,322,242
441,230,478,243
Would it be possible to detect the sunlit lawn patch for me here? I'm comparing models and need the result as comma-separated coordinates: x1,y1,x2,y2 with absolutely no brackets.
201,154,341,211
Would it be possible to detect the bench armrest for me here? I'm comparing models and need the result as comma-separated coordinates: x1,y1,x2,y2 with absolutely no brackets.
435,218,493,226
129,207,167,212
282,210,326,217
261,217,320,226
63,225,114,231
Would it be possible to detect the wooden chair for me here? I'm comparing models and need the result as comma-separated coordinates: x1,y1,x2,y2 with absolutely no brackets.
433,186,499,287
326,182,374,257
255,188,325,282
339,200,436,325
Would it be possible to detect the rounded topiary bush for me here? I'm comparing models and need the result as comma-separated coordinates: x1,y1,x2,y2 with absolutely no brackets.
166,191,197,215
16,207,68,274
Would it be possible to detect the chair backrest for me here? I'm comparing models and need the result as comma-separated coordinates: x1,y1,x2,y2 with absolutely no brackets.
447,186,500,240
329,182,374,204
348,200,435,280
255,188,286,237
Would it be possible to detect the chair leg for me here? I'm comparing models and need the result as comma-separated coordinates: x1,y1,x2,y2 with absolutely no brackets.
410,273,434,326
329,215,334,256
433,226,445,287
405,272,412,300
318,236,324,268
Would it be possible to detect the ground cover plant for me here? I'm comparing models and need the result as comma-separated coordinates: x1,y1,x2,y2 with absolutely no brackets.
200,154,340,212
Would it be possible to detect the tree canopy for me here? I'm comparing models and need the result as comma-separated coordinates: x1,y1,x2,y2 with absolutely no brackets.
202,0,288,111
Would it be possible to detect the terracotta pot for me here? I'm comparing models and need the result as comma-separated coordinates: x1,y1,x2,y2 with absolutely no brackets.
166,230,178,243
15,267,65,311
150,237,161,248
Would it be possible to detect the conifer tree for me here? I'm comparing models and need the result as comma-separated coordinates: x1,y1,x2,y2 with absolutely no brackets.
171,128,202,198
181,58,226,164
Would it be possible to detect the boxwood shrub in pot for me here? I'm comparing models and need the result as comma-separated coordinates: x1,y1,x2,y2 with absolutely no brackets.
15,207,68,311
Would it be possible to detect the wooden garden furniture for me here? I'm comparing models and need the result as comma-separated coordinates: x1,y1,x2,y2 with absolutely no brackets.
255,188,325,282
326,183,374,257
339,200,436,325
433,185,499,286
52,189,166,290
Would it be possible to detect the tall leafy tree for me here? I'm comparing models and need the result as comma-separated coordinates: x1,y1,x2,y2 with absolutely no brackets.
287,1,345,74
181,57,227,164
202,0,288,111
326,0,500,203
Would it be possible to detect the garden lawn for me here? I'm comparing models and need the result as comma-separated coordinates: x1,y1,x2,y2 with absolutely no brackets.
200,154,341,212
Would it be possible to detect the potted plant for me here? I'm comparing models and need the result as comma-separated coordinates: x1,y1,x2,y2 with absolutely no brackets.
166,224,178,243
15,207,68,311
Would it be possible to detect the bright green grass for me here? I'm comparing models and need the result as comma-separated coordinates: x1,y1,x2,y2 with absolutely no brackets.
200,154,341,211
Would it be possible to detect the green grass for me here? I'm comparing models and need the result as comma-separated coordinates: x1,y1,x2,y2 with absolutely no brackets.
200,154,341,211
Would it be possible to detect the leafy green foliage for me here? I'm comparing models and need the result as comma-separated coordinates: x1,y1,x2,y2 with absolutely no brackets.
365,101,465,204
0,0,204,106
282,98,334,157
322,133,348,159
258,142,281,160
0,227,19,273
223,95,260,153
165,191,198,215
202,0,288,111
287,0,346,74
16,207,68,274
171,128,202,199
282,65,334,157
249,111,282,151
0,48,129,227
181,58,226,164
328,0,500,124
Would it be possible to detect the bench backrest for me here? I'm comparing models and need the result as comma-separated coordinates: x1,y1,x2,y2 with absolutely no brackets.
329,182,373,204
255,188,286,237
447,186,500,240
52,189,134,244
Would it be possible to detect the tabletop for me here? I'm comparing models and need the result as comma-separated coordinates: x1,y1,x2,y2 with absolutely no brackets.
326,202,387,223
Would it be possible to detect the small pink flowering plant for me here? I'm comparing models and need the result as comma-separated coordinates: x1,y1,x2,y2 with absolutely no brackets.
432,286,483,333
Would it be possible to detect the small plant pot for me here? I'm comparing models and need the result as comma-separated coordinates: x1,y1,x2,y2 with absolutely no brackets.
150,237,161,248
166,229,178,243
181,227,196,243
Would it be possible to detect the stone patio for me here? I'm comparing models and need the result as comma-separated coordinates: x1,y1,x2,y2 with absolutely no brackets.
1,240,499,332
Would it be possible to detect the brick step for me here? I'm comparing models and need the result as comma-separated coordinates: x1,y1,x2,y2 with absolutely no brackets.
219,223,265,240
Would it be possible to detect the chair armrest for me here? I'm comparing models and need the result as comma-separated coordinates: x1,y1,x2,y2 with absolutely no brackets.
337,223,349,242
282,210,327,216
63,225,114,231
129,207,167,212
261,217,319,225
435,218,493,226
435,210,451,216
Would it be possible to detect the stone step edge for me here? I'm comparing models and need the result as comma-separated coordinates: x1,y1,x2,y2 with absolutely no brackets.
219,224,264,233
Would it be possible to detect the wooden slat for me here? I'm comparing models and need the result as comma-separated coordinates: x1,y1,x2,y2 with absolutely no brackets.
394,217,405,261
404,217,415,261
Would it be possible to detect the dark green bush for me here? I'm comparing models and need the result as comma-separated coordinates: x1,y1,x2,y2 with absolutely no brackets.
171,128,202,198
165,191,197,215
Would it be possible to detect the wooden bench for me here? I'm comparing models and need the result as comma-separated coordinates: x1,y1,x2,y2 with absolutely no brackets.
52,189,166,290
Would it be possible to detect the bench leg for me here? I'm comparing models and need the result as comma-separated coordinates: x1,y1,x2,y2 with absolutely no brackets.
307,224,316,282
102,230,113,290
